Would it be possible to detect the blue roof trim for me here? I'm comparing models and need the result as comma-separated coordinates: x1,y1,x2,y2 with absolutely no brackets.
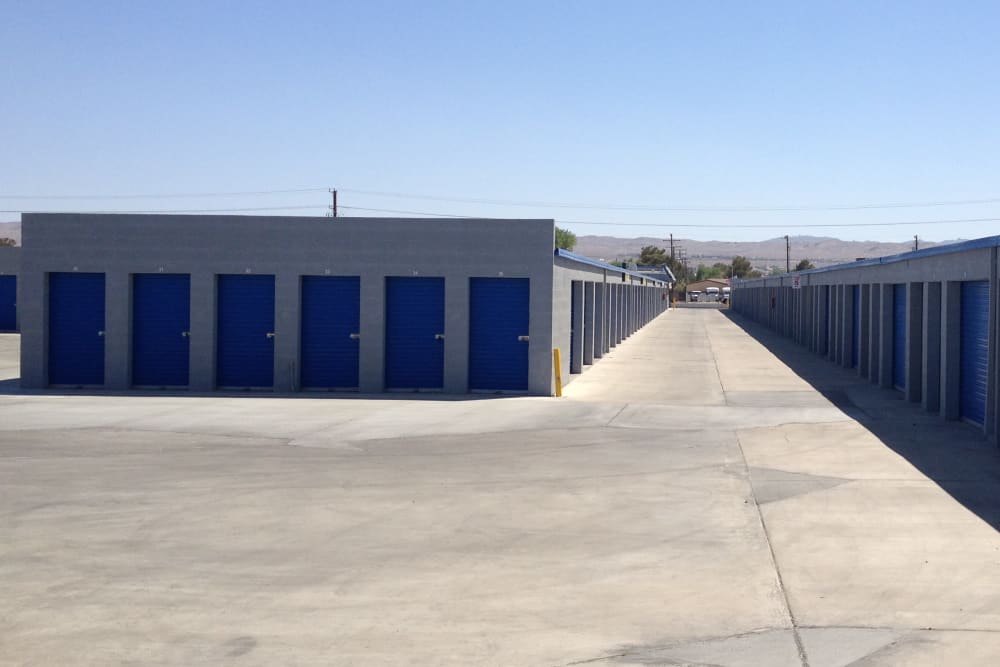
733,235,1000,286
554,248,669,285
636,264,677,282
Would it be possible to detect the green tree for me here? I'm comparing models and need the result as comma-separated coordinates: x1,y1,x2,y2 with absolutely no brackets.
0,237,15,247
554,226,577,251
731,255,752,278
794,258,815,271
638,245,668,265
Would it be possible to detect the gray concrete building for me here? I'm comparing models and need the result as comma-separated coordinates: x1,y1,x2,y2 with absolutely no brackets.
18,214,668,395
732,236,1000,442
0,246,19,331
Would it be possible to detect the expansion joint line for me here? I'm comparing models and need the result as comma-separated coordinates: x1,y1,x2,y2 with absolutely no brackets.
735,431,810,667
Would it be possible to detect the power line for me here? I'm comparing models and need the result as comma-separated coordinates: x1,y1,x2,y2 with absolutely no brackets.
339,206,1000,229
0,205,325,214
3,184,1000,212
4,202,1000,230
337,187,1000,213
339,205,490,218
0,187,328,200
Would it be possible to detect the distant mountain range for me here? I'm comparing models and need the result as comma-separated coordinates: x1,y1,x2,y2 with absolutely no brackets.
574,234,956,270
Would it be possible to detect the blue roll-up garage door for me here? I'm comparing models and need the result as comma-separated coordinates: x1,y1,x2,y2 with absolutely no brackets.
217,275,275,388
300,276,360,390
133,274,190,387
960,281,989,425
852,285,861,368
469,278,530,391
49,272,105,386
0,276,15,331
385,277,444,390
893,284,906,390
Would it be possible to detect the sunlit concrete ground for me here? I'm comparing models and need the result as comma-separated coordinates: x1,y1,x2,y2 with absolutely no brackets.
2,307,1000,666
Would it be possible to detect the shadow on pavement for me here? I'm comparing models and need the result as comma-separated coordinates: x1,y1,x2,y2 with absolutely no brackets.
723,310,1000,532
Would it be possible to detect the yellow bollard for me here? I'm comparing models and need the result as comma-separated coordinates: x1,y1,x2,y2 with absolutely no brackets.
552,348,563,397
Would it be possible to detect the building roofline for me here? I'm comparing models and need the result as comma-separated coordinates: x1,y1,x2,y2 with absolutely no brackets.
554,248,669,285
733,236,997,286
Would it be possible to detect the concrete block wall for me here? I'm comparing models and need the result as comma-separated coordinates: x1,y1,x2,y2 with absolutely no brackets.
552,257,670,387
0,247,18,274
21,214,560,394
732,238,1000,443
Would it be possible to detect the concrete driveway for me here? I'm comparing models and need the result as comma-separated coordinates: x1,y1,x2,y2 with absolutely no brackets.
2,308,1000,666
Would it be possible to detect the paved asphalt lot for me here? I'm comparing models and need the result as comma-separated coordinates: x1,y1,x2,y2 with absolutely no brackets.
3,308,1000,666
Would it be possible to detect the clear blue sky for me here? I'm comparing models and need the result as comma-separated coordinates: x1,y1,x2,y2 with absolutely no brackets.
3,1,999,243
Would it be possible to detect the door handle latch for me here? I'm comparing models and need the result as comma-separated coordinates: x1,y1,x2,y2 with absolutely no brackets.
97,330,105,337
434,333,445,340
265,332,276,339
517,335,530,342
181,331,191,338
349,333,361,340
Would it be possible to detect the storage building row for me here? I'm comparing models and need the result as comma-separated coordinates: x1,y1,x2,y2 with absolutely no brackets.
732,237,1000,440
19,214,669,395
554,250,671,382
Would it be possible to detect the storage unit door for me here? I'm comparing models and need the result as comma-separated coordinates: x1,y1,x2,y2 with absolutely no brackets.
852,285,861,368
385,277,444,390
893,284,906,390
0,275,15,331
300,276,360,389
960,280,989,425
469,278,530,391
132,274,191,387
48,272,105,385
216,275,275,388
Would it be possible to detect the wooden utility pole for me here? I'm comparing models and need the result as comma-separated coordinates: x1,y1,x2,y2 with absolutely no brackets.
328,189,338,217
669,233,675,260
785,235,790,273
914,235,919,251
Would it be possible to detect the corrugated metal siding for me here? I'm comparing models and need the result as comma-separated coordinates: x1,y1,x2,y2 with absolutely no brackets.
48,272,105,386
960,281,989,425
132,274,190,387
216,275,275,388
468,278,530,391
384,277,444,390
300,276,360,389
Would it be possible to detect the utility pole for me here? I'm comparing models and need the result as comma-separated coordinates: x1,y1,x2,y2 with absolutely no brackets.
785,235,790,273
327,188,338,218
669,233,675,260
914,235,919,251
